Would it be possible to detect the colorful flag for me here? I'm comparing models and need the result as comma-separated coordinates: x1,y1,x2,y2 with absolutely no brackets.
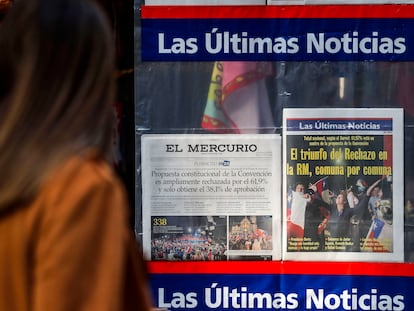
287,188,294,210
369,218,385,239
308,176,328,195
362,217,392,252
202,61,274,133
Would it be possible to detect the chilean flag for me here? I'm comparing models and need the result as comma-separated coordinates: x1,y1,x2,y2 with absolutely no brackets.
362,218,392,252
368,218,385,239
309,176,328,195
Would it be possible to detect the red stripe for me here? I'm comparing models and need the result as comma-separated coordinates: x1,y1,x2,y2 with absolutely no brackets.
383,134,393,167
141,4,414,19
148,261,414,277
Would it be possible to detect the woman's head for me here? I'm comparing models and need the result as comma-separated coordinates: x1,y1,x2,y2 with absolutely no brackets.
335,191,348,209
295,183,305,194
0,0,114,147
0,0,115,209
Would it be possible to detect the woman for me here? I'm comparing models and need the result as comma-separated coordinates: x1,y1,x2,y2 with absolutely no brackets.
0,0,153,310
327,191,352,240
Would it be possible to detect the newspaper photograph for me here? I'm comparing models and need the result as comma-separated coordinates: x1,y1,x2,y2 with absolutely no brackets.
267,0,414,4
151,215,228,261
282,108,404,262
141,134,281,260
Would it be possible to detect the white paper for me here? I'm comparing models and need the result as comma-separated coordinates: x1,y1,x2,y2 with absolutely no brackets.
141,134,281,261
267,0,304,4
282,108,404,262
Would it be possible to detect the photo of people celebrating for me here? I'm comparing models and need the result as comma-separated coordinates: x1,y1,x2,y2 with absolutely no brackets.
283,108,403,262
287,176,392,253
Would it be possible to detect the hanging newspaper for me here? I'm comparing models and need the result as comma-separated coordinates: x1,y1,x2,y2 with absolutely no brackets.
282,108,404,262
141,134,281,261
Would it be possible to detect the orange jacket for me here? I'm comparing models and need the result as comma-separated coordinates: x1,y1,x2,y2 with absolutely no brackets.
0,155,153,311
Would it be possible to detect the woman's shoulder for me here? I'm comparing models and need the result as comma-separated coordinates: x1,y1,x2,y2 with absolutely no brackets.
54,152,117,181
41,152,125,206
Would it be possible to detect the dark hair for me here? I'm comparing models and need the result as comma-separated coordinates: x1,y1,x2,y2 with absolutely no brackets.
0,0,115,210
337,190,348,204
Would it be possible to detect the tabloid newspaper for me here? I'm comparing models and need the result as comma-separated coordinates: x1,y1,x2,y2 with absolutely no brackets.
141,134,281,261
282,108,404,262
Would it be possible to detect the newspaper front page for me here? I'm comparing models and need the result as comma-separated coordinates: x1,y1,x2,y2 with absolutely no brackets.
282,108,404,262
141,134,281,261
145,0,266,4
